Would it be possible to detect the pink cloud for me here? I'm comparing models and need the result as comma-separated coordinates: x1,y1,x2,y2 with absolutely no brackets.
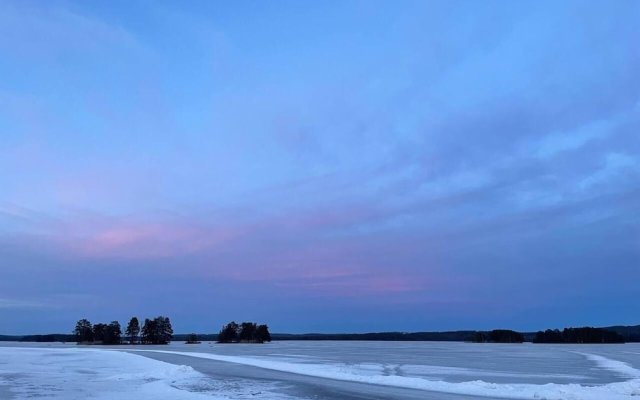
55,219,243,260
3,201,443,301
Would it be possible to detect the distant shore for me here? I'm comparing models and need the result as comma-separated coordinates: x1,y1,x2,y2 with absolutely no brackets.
3,323,638,343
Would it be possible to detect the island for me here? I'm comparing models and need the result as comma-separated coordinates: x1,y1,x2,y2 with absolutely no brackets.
217,321,272,343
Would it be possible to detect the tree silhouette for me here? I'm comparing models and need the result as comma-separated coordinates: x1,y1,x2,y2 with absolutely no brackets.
218,321,270,343
103,321,122,345
92,323,107,343
256,324,271,343
217,321,239,343
141,316,173,344
239,322,258,342
73,316,172,345
157,316,173,344
186,333,200,344
141,318,156,344
534,327,624,343
471,330,523,343
126,317,140,344
74,319,93,343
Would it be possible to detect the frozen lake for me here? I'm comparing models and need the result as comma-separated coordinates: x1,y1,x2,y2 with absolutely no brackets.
1,341,639,399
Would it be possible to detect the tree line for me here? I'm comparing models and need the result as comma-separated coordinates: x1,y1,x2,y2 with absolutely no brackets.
471,330,524,343
65,320,629,345
73,316,173,345
533,327,625,343
217,321,271,343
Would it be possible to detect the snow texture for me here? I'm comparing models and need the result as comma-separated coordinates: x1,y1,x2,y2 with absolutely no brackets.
135,349,640,400
0,347,289,400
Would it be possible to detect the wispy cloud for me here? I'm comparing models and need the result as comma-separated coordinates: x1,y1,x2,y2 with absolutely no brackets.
0,298,48,309
0,0,638,332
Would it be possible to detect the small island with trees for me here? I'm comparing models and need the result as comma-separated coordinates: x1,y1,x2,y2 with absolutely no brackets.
218,321,271,343
185,333,201,344
73,316,173,345
71,317,271,345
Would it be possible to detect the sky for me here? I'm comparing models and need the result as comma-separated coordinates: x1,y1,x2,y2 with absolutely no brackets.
0,0,639,335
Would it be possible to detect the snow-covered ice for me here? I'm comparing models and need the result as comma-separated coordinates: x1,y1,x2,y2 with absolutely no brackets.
133,346,640,400
2,342,640,399
0,346,291,400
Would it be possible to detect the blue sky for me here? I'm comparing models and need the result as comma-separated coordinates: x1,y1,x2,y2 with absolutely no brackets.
1,0,639,334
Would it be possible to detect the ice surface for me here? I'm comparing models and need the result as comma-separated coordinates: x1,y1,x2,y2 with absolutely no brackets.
576,352,640,379
0,347,210,399
2,342,640,400
135,349,640,400
0,347,292,400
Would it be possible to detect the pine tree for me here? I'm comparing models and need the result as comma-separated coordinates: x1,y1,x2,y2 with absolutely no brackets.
140,316,173,344
218,321,239,343
92,323,107,343
126,317,140,344
104,321,122,345
256,324,271,343
156,316,173,344
239,322,257,342
74,319,93,343
141,318,156,344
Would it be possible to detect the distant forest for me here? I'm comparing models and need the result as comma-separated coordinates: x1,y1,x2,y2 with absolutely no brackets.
533,327,625,344
2,324,638,343
471,330,524,343
269,325,635,343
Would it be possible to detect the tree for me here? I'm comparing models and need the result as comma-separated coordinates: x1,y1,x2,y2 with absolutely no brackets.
156,316,173,344
141,316,173,344
186,333,200,344
74,319,93,343
217,321,239,343
126,317,140,344
73,316,172,345
141,318,156,344
239,322,257,342
103,321,122,345
92,323,107,343
218,321,270,343
256,325,271,343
